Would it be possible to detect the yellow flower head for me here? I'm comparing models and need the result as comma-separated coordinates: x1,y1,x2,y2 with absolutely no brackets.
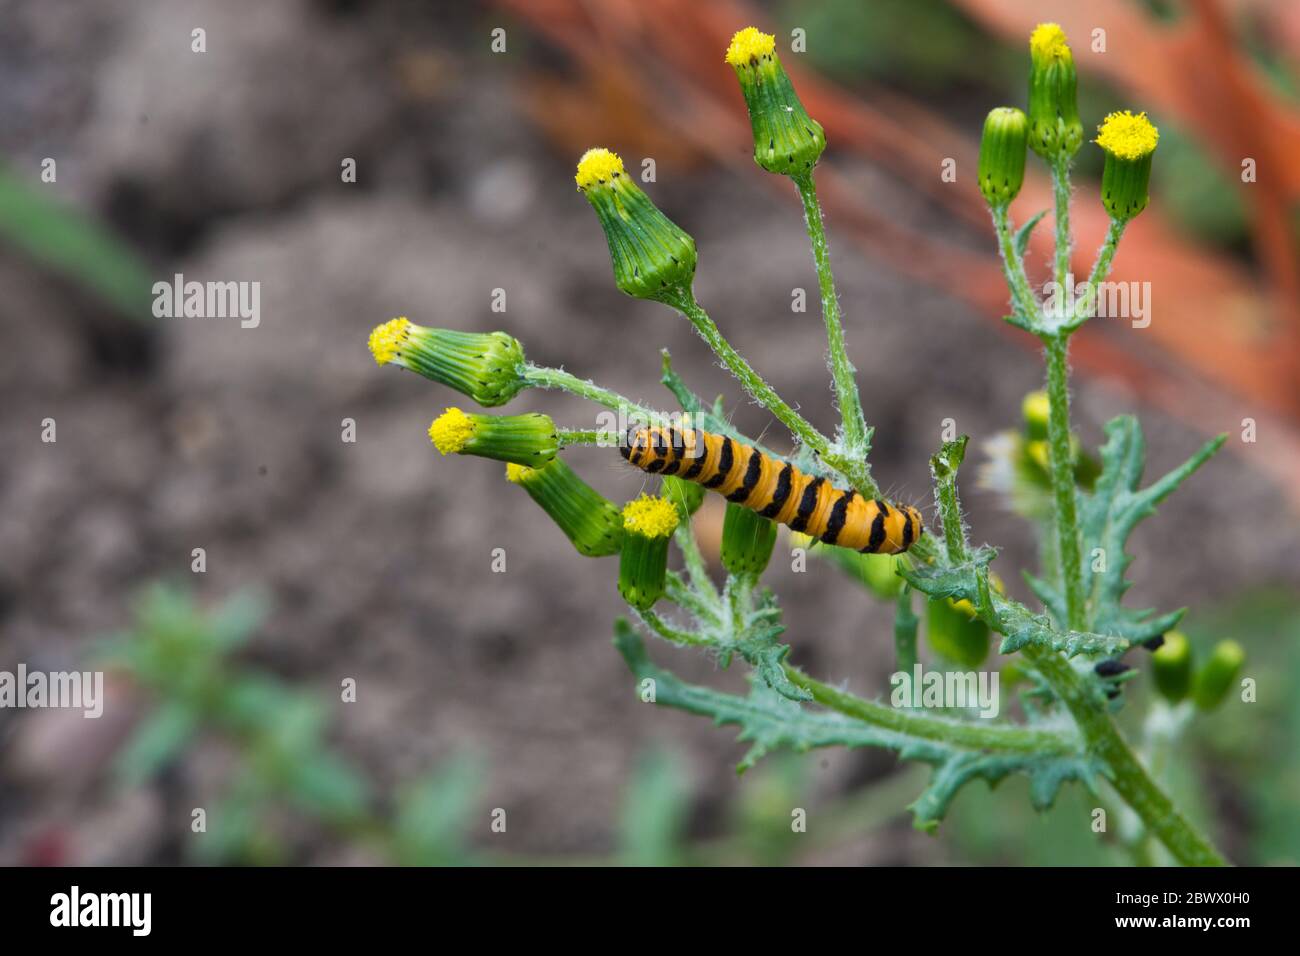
368,317,411,366
505,462,534,484
1030,23,1071,64
1095,110,1159,161
621,495,680,539
725,27,776,67
575,148,625,191
428,407,475,455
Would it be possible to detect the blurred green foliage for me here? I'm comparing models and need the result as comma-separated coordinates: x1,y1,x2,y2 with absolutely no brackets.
0,164,152,318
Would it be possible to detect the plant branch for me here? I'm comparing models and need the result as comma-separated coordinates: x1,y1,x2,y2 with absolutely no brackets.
991,204,1041,324
1070,217,1127,331
662,288,830,455
523,364,655,421
1022,645,1225,866
793,172,871,458
782,665,1075,754
1050,155,1073,293
1043,335,1086,630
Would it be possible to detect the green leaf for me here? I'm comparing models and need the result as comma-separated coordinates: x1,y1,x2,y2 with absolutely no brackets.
614,621,1099,831
903,555,1130,658
392,756,483,865
617,749,690,866
114,700,200,786
1080,417,1224,643
733,621,811,702
1014,209,1049,258
0,163,154,319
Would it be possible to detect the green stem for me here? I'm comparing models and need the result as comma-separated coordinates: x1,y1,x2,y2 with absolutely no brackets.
663,288,831,457
932,438,970,565
793,173,870,457
1022,646,1225,866
1051,155,1073,293
783,666,1074,754
1043,335,1086,630
640,609,710,648
673,524,717,602
1071,218,1126,330
556,428,617,448
893,588,919,674
664,571,720,625
991,204,1040,323
523,364,655,421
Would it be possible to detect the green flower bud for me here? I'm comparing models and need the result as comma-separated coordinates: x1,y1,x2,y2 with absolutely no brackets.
1192,639,1245,712
789,530,905,598
725,27,826,177
1022,390,1050,441
1027,23,1083,161
618,495,680,610
505,460,623,557
1096,110,1159,221
926,596,990,668
661,474,705,517
978,107,1029,206
1151,630,1194,703
429,408,557,468
575,148,696,303
720,502,777,577
368,318,527,408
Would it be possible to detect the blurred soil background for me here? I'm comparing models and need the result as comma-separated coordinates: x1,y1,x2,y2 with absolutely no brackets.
1,0,1298,864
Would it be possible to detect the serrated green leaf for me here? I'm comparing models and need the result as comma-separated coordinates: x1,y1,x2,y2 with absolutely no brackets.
903,557,1130,658
734,622,811,702
614,620,1096,831
1081,417,1224,642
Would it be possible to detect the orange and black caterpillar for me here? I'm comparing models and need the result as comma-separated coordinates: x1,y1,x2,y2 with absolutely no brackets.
620,424,924,554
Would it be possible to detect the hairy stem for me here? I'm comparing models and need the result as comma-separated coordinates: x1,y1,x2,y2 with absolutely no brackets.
663,288,830,455
1043,335,1086,630
783,666,1075,754
1072,218,1127,328
991,204,1040,322
1051,155,1073,293
674,524,717,601
1023,646,1225,866
893,587,919,674
556,428,617,448
793,173,870,457
523,364,655,421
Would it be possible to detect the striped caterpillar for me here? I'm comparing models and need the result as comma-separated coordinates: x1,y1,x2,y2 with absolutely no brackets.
620,424,924,554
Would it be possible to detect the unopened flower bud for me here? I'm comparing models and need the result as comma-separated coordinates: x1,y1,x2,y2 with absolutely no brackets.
1151,630,1193,703
725,27,826,177
1191,639,1244,712
1027,23,1083,161
720,502,777,577
978,107,1029,206
576,148,696,302
618,495,680,610
505,460,623,557
429,408,557,468
368,318,527,408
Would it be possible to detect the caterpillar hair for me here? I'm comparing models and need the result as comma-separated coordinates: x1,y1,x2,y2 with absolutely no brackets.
619,424,924,554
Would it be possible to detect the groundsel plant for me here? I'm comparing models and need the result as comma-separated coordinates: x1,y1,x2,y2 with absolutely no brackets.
369,25,1242,865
